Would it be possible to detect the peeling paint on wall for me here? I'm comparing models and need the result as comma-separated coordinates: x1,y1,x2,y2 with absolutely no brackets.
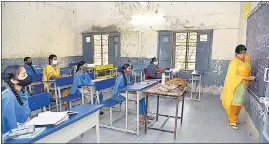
2,2,77,58
75,2,241,60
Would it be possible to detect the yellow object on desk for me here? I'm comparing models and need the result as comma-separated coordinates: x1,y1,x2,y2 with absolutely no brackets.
94,64,117,79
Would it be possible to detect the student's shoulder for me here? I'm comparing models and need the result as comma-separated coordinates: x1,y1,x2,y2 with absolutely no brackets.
116,74,124,80
44,64,52,69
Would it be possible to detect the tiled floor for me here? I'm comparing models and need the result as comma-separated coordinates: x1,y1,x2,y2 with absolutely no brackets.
69,92,257,143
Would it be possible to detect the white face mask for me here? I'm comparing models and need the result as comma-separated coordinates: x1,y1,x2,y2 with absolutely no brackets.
154,61,158,65
52,60,58,65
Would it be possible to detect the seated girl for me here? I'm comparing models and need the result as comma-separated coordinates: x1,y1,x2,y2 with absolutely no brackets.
69,61,103,103
42,54,69,89
146,57,165,79
69,61,104,114
42,54,69,98
112,63,154,122
2,65,32,133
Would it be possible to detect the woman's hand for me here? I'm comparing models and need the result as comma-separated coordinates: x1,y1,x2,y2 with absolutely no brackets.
248,76,255,81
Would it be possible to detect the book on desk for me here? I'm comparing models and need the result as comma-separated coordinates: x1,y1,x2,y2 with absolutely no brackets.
26,111,78,126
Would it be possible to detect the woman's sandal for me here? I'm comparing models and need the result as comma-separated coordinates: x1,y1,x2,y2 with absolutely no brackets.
230,124,240,130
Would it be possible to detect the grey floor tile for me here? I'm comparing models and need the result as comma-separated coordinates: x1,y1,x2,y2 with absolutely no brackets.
69,93,255,143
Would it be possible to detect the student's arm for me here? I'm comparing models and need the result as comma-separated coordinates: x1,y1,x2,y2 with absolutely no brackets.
47,66,61,80
69,73,81,94
112,76,123,97
156,65,165,72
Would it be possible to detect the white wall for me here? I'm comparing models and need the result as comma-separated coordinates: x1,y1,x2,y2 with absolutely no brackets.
2,2,243,61
75,2,241,60
1,2,77,58
237,2,260,45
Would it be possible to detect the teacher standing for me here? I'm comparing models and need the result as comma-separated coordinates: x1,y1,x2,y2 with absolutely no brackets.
221,44,255,130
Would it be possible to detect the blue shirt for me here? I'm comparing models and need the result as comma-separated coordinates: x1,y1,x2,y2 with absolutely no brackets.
24,65,36,76
112,74,131,98
1,89,28,134
69,71,92,95
16,90,31,116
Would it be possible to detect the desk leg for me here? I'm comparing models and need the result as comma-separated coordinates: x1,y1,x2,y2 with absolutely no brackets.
191,75,193,99
137,92,140,136
174,95,180,139
96,110,100,143
181,94,185,125
96,91,100,104
134,73,137,83
156,95,160,121
199,75,201,101
145,94,148,134
140,72,143,82
29,85,32,93
125,91,128,131
55,85,59,112
82,87,85,104
91,87,94,105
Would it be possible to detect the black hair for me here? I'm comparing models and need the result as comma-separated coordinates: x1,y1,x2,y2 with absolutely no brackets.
24,57,31,62
23,57,36,74
150,57,157,64
4,65,25,105
48,54,57,64
76,61,87,72
235,44,247,54
121,63,130,85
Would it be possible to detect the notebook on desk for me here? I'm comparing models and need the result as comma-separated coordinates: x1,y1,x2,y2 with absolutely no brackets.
26,111,70,126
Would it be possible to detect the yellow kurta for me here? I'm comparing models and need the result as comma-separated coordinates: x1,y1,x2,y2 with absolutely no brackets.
221,55,251,116
42,65,60,90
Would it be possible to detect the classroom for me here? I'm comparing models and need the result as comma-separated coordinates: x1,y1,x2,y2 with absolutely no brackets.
1,1,269,143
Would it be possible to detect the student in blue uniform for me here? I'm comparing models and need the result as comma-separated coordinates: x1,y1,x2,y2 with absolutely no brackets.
69,61,104,114
2,88,29,134
23,57,36,76
2,65,32,133
112,63,154,122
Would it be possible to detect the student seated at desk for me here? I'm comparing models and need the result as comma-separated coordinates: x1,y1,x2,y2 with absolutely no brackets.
69,61,103,102
42,54,69,97
2,88,30,134
113,64,154,122
23,57,36,76
3,65,32,127
145,57,165,79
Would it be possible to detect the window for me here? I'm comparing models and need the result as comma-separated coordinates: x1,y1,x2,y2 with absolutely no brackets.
174,32,197,70
93,34,109,65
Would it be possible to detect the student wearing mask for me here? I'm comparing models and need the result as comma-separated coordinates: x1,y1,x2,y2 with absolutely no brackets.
42,54,68,91
112,63,154,122
68,61,104,114
2,65,32,133
145,57,165,79
23,57,36,76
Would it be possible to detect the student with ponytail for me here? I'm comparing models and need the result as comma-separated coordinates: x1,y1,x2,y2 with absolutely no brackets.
112,64,154,122
2,65,32,132
69,61,98,103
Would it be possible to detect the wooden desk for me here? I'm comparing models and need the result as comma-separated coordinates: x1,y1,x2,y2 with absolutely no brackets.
143,83,187,139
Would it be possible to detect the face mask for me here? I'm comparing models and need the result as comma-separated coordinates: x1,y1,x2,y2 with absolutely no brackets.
27,62,32,66
82,66,87,71
154,61,158,65
52,60,58,65
17,76,32,86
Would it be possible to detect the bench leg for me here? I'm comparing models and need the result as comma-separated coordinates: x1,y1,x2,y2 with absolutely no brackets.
110,108,113,126
69,101,72,109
